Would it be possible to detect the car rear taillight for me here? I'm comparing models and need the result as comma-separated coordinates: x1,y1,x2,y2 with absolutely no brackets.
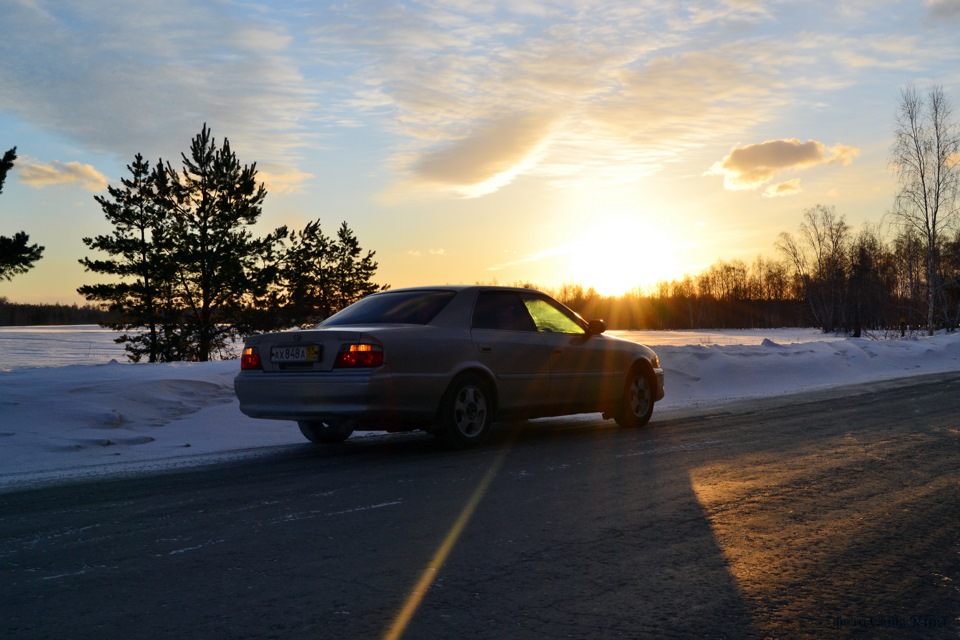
241,346,262,370
334,343,383,368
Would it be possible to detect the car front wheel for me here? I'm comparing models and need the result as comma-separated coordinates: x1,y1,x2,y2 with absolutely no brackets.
297,420,354,444
438,374,494,449
615,367,655,428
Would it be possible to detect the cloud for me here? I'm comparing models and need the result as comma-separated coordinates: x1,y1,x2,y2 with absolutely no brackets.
486,245,570,272
411,112,557,196
322,2,801,196
710,139,860,190
323,1,958,198
257,169,316,195
927,0,960,22
406,248,447,257
0,1,316,188
18,160,108,192
763,178,802,198
2,0,952,204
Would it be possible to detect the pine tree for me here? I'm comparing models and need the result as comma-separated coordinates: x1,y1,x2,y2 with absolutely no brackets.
156,124,286,360
78,154,174,362
277,219,333,327
0,147,45,281
330,220,383,312
277,219,385,326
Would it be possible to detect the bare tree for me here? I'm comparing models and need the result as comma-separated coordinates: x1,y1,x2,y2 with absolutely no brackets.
847,224,895,336
890,83,960,334
776,204,850,332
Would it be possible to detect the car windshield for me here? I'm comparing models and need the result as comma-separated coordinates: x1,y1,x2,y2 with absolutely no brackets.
321,290,457,326
522,297,586,334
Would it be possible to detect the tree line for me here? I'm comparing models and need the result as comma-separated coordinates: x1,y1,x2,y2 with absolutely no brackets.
549,207,960,336
0,297,115,326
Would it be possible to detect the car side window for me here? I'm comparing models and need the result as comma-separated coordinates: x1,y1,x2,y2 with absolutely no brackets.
522,297,586,335
472,292,537,331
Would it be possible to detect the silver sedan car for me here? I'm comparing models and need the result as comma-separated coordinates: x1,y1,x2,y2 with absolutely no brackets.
234,286,664,448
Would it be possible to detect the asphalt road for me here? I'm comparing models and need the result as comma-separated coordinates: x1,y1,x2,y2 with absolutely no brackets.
2,373,959,639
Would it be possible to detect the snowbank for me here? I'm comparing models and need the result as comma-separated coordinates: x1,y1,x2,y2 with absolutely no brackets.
1,328,958,490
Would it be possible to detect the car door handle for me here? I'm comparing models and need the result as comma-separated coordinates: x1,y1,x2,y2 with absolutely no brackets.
478,345,493,353
553,348,564,354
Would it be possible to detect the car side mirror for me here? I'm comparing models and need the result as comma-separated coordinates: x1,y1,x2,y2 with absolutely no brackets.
587,319,606,336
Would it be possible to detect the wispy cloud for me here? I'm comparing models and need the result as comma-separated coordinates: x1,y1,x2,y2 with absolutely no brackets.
709,139,860,191
927,0,960,22
0,1,316,188
763,178,802,198
257,169,316,196
1,0,956,205
18,159,108,192
412,112,557,197
309,1,863,195
486,245,570,272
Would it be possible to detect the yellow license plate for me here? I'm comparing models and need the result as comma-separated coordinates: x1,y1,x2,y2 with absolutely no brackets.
270,344,320,362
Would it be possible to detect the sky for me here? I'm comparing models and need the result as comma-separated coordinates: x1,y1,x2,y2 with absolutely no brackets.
3,325,958,489
2,0,960,303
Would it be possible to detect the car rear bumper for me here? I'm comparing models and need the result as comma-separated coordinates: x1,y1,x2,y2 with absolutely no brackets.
233,370,444,428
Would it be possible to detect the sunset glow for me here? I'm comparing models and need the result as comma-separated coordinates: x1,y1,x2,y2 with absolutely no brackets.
1,1,957,303
566,215,684,296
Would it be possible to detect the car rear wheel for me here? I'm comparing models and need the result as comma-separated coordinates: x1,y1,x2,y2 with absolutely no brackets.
297,420,354,444
438,374,493,449
615,367,655,428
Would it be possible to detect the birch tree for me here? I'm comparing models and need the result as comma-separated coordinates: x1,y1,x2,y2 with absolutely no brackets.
776,205,850,332
890,84,960,334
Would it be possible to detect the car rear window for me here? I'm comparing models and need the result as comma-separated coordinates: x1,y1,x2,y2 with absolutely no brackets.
321,290,457,326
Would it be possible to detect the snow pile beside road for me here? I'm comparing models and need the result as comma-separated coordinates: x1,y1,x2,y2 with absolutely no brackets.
653,334,960,407
1,330,958,489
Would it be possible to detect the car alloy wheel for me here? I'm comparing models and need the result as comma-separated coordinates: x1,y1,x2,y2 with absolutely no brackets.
616,367,654,428
439,373,493,448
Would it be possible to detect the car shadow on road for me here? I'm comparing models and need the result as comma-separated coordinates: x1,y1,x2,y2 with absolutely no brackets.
290,416,763,639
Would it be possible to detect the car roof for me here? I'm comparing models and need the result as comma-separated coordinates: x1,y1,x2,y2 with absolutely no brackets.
375,285,545,295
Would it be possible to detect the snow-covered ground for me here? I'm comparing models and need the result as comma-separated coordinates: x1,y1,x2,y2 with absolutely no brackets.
2,325,959,491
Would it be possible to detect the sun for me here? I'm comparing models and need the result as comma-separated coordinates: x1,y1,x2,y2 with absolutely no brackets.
567,216,684,297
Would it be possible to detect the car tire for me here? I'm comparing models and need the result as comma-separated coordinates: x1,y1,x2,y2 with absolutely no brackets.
438,373,494,449
297,420,354,444
615,366,655,428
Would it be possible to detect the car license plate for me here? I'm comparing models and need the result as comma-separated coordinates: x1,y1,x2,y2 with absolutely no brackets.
270,344,321,363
